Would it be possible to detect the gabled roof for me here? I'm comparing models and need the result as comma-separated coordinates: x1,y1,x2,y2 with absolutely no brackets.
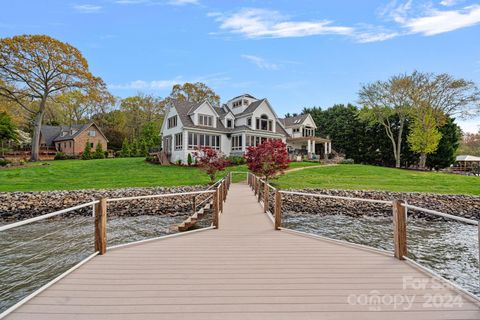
53,124,92,142
41,123,108,145
170,99,231,132
227,93,257,102
279,114,310,127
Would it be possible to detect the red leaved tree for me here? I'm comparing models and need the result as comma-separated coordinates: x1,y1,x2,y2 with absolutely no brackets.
194,147,230,183
245,140,290,181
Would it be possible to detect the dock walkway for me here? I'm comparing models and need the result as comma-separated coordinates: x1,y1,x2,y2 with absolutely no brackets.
4,183,480,319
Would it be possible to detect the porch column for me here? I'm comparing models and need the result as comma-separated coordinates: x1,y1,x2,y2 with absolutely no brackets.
311,141,315,155
324,142,328,159
307,139,312,159
328,142,332,154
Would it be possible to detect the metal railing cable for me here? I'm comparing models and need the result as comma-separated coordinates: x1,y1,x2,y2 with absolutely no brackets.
0,201,99,232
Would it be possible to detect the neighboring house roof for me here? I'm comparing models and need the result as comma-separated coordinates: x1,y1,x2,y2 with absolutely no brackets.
53,124,92,142
456,155,480,162
279,114,310,127
40,123,108,145
40,126,62,146
275,121,289,136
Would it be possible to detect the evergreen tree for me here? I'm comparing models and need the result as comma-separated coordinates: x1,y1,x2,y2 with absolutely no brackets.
426,117,461,169
93,142,105,159
81,141,92,160
130,138,138,157
121,138,130,157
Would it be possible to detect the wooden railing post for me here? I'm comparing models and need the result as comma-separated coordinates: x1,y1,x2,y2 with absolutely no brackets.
264,182,269,213
274,191,282,230
223,180,227,201
213,189,219,228
192,195,196,215
219,184,223,213
257,180,262,202
95,198,107,255
393,200,407,260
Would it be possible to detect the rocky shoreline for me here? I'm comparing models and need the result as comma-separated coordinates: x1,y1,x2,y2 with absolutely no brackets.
0,186,208,222
1,187,479,223
281,189,480,220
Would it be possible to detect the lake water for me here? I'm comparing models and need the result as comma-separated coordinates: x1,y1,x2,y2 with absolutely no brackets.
283,213,480,297
0,213,478,314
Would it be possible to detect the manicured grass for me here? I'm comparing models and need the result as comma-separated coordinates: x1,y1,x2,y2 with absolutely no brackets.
0,158,316,192
273,164,480,195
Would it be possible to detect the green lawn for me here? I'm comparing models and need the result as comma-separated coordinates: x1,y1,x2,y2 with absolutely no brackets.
273,164,480,195
0,158,314,192
1,160,477,195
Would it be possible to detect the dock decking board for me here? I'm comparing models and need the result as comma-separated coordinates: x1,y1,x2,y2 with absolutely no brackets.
4,183,479,319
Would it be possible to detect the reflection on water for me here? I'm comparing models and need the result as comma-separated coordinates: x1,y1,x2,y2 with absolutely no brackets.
0,214,188,313
283,213,480,297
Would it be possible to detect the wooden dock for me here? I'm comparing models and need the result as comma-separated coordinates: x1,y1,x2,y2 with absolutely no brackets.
4,182,480,319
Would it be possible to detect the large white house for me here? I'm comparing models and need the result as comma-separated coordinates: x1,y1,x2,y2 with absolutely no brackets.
160,94,332,163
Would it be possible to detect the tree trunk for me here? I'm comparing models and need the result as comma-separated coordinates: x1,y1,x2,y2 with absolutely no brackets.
30,99,47,162
419,153,427,169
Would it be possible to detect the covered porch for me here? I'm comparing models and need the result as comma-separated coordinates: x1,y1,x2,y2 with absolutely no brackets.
287,136,332,161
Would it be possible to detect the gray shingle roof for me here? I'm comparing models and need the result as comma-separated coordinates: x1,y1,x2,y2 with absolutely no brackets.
279,114,309,127
40,123,107,145
53,124,92,142
171,99,231,133
170,98,289,137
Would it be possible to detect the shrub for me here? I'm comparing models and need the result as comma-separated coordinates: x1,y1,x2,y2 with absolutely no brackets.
81,141,92,160
176,159,182,166
54,152,67,160
227,155,246,166
0,159,11,167
194,147,230,183
93,143,105,159
187,153,193,166
340,158,355,164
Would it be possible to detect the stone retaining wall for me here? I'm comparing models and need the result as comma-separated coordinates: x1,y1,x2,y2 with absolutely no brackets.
282,189,480,220
0,186,208,222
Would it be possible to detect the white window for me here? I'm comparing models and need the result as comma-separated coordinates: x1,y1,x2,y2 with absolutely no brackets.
247,117,252,126
227,119,233,128
88,130,96,137
174,133,183,150
256,115,273,132
187,132,220,150
198,114,213,127
168,115,178,128
303,127,314,137
231,135,243,151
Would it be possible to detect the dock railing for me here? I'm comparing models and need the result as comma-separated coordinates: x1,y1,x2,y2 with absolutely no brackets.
246,172,480,270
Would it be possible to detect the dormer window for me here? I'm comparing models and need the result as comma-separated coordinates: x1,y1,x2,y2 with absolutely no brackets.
256,114,273,132
227,119,233,128
60,131,67,137
71,129,78,136
198,114,213,127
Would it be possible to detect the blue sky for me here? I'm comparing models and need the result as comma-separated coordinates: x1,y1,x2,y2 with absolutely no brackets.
1,0,480,132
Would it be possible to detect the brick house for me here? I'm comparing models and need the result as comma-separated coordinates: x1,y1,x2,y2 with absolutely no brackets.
40,122,108,156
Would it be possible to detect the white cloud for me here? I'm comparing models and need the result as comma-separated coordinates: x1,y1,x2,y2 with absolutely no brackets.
214,8,353,38
403,5,480,35
73,4,102,13
241,54,278,70
440,0,461,6
109,79,179,90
